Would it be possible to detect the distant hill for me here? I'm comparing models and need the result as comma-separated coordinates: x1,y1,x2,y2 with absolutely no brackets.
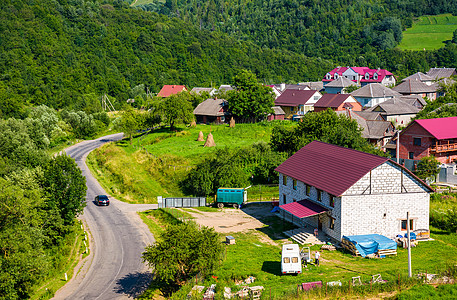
0,0,332,116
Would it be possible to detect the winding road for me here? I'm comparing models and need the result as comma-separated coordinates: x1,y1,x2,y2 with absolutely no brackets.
53,133,157,300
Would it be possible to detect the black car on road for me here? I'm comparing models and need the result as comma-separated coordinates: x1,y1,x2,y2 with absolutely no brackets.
95,195,110,206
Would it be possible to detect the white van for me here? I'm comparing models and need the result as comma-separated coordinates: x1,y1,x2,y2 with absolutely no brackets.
281,244,302,275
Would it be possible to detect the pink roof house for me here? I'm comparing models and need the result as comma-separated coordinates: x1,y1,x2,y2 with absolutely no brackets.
323,67,396,87
157,85,187,97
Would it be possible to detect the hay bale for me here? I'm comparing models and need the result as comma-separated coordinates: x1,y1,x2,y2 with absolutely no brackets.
197,131,204,141
204,132,216,147
190,120,196,127
229,117,235,128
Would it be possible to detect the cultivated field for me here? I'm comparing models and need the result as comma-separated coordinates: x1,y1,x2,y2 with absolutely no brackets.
398,14,457,50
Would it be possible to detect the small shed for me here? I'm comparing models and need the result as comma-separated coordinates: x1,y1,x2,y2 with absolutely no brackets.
267,106,285,121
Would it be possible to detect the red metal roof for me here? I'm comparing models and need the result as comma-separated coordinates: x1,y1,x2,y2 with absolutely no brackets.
274,89,318,106
414,117,457,140
157,85,187,97
275,141,389,196
280,199,328,218
314,94,352,108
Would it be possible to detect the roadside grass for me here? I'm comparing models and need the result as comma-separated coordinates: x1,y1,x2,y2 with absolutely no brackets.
396,283,457,299
139,207,457,299
31,221,89,299
86,122,293,204
398,14,457,50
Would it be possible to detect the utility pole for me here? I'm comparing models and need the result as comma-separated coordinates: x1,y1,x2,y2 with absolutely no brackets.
396,130,402,164
407,211,412,278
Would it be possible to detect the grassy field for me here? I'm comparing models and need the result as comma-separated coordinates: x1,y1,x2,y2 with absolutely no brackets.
86,122,294,204
398,14,457,50
138,207,457,299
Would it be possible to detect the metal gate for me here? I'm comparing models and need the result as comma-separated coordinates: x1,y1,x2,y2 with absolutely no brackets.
158,197,206,208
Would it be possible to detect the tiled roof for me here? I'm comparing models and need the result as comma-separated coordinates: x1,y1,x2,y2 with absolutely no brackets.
325,76,356,88
272,106,285,115
336,110,394,139
367,98,420,115
392,79,437,94
280,199,328,218
426,68,457,80
402,72,433,82
193,98,228,116
274,89,319,106
399,95,426,108
314,94,353,108
351,83,400,98
157,85,187,97
275,141,389,196
191,87,215,95
414,117,457,140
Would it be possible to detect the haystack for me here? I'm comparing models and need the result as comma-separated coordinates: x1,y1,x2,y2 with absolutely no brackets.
190,120,197,127
204,132,216,147
229,117,235,128
197,131,204,141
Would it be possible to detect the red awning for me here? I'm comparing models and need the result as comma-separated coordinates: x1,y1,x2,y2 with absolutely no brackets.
280,199,328,218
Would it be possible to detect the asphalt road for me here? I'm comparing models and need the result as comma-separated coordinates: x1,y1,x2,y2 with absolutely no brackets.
53,133,157,300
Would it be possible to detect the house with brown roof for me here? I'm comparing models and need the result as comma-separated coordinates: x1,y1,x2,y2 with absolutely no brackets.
157,85,187,97
276,141,432,241
313,94,362,112
193,98,229,124
274,89,322,118
366,98,420,127
426,68,457,80
393,79,437,100
402,72,434,86
398,116,457,164
350,83,401,108
336,110,395,148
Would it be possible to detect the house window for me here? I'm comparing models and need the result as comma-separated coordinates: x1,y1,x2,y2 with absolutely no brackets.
293,198,296,202
401,219,414,231
317,190,322,202
314,96,319,101
413,138,421,146
306,185,310,196
282,194,286,204
365,73,370,80
373,73,378,80
334,73,339,79
293,179,297,190
330,195,335,207
408,152,414,159
329,217,335,230
326,73,331,80
283,175,287,186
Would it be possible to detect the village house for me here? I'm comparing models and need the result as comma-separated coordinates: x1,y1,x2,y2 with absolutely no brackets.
324,76,357,94
393,79,437,100
193,98,229,124
157,85,187,97
398,116,457,164
336,110,396,148
426,68,457,80
402,72,435,86
276,141,432,241
350,83,401,108
190,87,217,96
274,89,322,118
313,94,362,112
323,67,396,87
366,98,420,126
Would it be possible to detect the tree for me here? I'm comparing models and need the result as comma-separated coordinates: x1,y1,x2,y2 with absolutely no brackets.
270,109,384,156
116,106,142,144
228,70,275,121
142,222,222,288
160,92,194,130
41,154,87,226
452,29,457,44
416,156,440,181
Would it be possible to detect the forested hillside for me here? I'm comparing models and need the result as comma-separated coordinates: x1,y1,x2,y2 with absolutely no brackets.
0,0,333,117
139,0,457,58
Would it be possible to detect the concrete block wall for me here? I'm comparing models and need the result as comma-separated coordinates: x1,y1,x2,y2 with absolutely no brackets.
340,192,429,240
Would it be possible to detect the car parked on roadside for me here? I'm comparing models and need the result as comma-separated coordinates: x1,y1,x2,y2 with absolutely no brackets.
95,195,110,206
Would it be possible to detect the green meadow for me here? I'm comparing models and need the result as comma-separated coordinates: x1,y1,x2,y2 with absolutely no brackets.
398,14,457,50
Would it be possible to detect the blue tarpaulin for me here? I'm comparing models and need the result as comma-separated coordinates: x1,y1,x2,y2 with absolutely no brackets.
342,234,397,257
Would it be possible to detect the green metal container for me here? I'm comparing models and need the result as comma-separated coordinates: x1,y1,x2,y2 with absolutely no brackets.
216,188,247,208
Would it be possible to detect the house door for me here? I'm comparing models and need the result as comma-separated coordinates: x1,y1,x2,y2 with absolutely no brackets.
318,215,322,230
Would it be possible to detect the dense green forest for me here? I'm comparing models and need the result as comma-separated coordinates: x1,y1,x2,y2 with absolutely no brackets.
0,0,334,117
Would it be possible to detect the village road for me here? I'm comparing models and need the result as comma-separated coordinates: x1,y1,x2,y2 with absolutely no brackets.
53,133,157,300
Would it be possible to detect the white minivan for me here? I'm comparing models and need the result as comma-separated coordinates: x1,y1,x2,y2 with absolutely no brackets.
281,244,302,275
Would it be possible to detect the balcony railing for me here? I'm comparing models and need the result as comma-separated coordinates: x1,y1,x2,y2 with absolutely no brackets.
430,141,457,153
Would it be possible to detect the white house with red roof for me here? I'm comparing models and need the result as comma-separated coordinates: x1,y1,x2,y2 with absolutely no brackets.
323,67,396,87
157,85,187,97
399,116,457,164
275,141,432,242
